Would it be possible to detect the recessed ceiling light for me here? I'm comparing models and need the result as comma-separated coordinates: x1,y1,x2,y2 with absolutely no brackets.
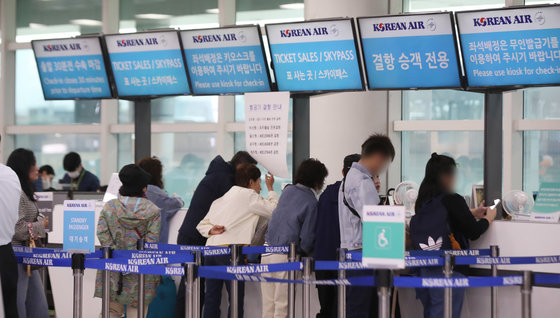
70,19,102,26
279,3,304,10
29,23,47,29
135,13,173,20
206,8,219,14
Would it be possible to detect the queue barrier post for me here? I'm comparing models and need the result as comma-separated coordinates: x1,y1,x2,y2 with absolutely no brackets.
101,247,113,318
185,260,195,318
376,269,392,318
302,257,313,318
521,271,533,318
72,253,85,318
490,245,500,318
230,244,241,318
288,242,297,318
193,250,202,318
137,239,145,318
443,253,455,318
337,248,347,318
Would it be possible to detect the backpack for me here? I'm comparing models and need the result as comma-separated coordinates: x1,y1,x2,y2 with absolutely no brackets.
410,195,455,251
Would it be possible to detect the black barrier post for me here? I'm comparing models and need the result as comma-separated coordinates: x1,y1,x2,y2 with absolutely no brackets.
288,242,297,318
72,253,85,318
230,245,241,318
337,248,347,318
302,257,313,318
443,254,454,318
185,260,195,318
193,250,202,318
377,269,392,318
490,245,500,318
522,271,532,318
137,239,145,318
101,247,113,318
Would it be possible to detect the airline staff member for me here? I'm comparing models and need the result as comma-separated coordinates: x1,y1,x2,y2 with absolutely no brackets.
60,152,100,191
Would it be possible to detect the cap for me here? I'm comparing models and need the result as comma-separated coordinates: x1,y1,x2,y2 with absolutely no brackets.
118,164,152,195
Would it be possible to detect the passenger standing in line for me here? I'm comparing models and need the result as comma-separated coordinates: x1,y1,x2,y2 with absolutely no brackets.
314,154,360,318
262,158,328,318
60,152,100,191
0,136,23,318
410,153,496,318
8,148,49,318
94,164,161,318
339,134,395,318
197,163,278,318
175,151,256,318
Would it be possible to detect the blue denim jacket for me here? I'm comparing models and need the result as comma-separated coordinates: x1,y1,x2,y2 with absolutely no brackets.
338,162,380,250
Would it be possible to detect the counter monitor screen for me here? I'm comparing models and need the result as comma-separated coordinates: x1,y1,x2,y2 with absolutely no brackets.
104,31,191,98
358,13,462,89
456,5,560,89
266,19,364,93
181,26,271,95
32,37,113,99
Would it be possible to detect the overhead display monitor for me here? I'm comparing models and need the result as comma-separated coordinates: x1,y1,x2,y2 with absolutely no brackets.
31,37,113,100
358,13,462,89
104,31,191,98
456,5,560,89
181,26,271,95
266,19,365,93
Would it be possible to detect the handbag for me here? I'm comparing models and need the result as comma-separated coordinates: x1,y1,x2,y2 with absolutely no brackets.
26,223,44,275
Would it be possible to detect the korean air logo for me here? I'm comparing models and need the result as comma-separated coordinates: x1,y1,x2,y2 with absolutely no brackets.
237,31,247,43
43,43,82,52
426,18,437,31
473,14,533,27
330,24,339,36
192,33,238,43
535,12,545,25
279,27,328,38
373,21,426,32
116,37,160,47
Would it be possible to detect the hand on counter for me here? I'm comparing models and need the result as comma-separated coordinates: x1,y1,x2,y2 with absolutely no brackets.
471,200,488,219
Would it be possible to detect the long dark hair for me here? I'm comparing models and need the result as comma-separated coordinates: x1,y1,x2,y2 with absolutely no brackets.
415,153,457,212
7,148,37,201
137,157,164,189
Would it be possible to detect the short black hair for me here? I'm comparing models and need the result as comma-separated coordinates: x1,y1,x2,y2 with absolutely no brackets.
231,151,257,168
235,163,261,188
343,154,361,176
294,158,328,190
63,152,82,171
361,134,395,161
39,165,55,175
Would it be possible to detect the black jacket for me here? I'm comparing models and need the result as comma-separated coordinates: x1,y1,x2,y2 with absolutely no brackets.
177,156,234,245
314,181,342,261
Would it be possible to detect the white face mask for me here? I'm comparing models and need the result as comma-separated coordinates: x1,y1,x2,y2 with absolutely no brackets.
41,177,52,189
67,170,81,179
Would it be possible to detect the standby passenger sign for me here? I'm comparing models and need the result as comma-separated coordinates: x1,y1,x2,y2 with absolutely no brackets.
63,200,95,253
32,37,112,99
181,26,271,95
266,19,363,92
362,205,405,269
358,13,461,89
104,31,190,97
456,5,560,88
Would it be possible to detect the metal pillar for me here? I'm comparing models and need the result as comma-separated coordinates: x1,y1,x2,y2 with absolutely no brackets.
292,95,310,178
134,99,152,162
490,245,500,318
337,248,347,318
302,257,313,318
288,242,297,318
72,253,85,318
193,250,202,318
484,92,504,217
185,262,195,318
230,245,240,318
137,239,145,318
521,271,532,318
101,247,112,318
377,269,392,318
443,254,454,318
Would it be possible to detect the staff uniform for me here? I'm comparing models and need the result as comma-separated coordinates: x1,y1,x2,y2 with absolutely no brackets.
60,169,100,191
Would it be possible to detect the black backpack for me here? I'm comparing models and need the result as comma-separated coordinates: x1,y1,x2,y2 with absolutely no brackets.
410,195,453,251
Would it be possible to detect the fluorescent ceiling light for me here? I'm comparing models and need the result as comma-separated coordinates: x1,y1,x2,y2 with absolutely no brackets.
29,23,47,29
135,13,173,20
70,19,102,26
206,8,219,14
279,3,304,10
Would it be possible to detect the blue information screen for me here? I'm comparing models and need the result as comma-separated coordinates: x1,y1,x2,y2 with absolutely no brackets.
32,37,112,99
63,200,95,253
358,13,461,89
457,6,560,88
266,19,364,92
181,26,270,95
104,31,190,97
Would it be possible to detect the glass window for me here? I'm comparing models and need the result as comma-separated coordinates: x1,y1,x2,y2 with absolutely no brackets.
16,50,101,125
403,0,503,12
403,90,484,120
402,131,484,196
14,134,101,186
236,0,304,26
117,132,217,204
16,0,102,42
118,96,219,124
524,87,560,120
119,0,218,32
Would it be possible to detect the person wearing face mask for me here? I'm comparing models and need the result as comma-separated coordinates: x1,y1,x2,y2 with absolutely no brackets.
261,158,328,318
197,163,278,318
34,165,56,192
60,152,100,191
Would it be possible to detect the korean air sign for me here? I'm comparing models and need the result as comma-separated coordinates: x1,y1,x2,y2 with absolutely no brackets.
472,14,534,27
279,27,329,38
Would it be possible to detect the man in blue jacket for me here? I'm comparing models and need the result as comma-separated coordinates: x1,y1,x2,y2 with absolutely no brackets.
175,151,256,318
314,153,360,318
60,152,100,191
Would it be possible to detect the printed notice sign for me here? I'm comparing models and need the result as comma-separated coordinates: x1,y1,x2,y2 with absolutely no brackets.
362,205,405,269
358,13,461,89
266,19,364,92
63,200,96,252
181,26,271,94
456,5,560,88
245,92,290,178
104,31,190,97
531,182,560,223
35,192,54,232
32,37,112,99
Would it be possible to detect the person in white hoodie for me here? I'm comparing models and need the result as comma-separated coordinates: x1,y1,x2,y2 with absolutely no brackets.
197,163,278,318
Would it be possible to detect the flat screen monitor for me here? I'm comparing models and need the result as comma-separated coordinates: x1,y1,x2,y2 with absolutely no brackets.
265,19,365,93
456,5,560,89
31,37,113,99
358,13,462,89
104,31,191,98
181,26,272,95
